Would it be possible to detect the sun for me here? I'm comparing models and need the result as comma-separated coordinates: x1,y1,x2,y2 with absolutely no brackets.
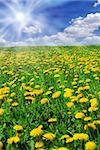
0,0,45,41
15,12,26,23
13,11,30,29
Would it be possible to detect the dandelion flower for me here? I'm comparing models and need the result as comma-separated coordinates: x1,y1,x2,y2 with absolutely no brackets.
13,125,23,131
30,125,43,137
57,147,69,150
43,132,55,140
35,141,44,148
75,112,84,119
48,118,57,123
41,98,48,104
64,88,73,98
0,108,4,116
7,136,20,144
73,133,89,141
66,137,73,143
52,91,61,98
0,141,3,150
85,141,96,150
12,102,18,107
66,102,74,108
84,117,91,121
79,98,88,103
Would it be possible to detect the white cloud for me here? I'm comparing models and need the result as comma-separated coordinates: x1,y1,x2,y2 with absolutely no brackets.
1,13,100,46
81,36,100,45
26,13,100,46
23,25,42,34
23,21,42,34
93,0,100,7
0,38,7,46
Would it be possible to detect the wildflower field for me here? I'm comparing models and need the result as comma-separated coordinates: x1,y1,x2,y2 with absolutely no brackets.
0,46,100,150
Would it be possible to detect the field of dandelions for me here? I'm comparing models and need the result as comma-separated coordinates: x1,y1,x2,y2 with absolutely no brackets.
0,46,100,150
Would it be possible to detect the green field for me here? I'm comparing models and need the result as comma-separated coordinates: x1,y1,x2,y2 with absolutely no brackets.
0,46,100,150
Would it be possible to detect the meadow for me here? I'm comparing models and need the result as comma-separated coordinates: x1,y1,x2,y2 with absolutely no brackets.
0,46,100,150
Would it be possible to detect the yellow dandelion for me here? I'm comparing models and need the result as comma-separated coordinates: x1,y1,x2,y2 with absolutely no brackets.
10,92,16,97
41,98,48,104
75,112,84,119
57,147,69,150
35,141,44,148
30,125,43,137
0,141,3,150
66,137,73,143
93,120,100,125
85,141,96,150
43,132,55,140
84,85,90,90
66,102,74,108
0,108,4,116
79,98,88,103
64,88,73,98
73,133,89,141
60,135,70,140
45,91,52,95
12,102,18,107
54,74,60,78
52,91,61,98
84,117,91,121
13,125,23,131
48,118,57,123
7,136,20,144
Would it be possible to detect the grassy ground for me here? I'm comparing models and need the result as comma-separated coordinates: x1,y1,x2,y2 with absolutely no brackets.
0,46,100,150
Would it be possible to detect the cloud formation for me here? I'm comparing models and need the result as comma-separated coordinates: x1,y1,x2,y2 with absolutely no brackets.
1,13,100,46
93,0,100,7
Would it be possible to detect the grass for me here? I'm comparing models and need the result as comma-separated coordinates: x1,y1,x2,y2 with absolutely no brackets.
0,46,100,150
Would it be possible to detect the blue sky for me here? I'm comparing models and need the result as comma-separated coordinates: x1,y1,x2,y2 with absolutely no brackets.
0,0,100,46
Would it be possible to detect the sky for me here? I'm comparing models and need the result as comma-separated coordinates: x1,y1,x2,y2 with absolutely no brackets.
0,0,100,46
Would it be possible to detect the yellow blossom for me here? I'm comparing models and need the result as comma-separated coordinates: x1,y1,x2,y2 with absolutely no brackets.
72,81,77,85
84,117,91,121
79,98,88,103
7,136,20,144
52,91,61,98
88,107,98,112
87,123,96,130
66,137,73,143
66,102,74,108
0,108,4,116
45,91,52,95
48,86,54,91
13,125,23,131
77,93,83,98
60,135,70,140
73,133,89,141
93,120,100,125
64,88,74,98
0,141,3,150
10,92,16,97
41,98,48,104
48,118,57,123
54,74,60,78
75,112,84,119
85,141,96,150
90,98,98,107
35,141,44,148
12,102,18,107
64,91,72,98
57,147,69,150
70,96,78,102
30,125,43,137
43,132,55,140
84,86,90,90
